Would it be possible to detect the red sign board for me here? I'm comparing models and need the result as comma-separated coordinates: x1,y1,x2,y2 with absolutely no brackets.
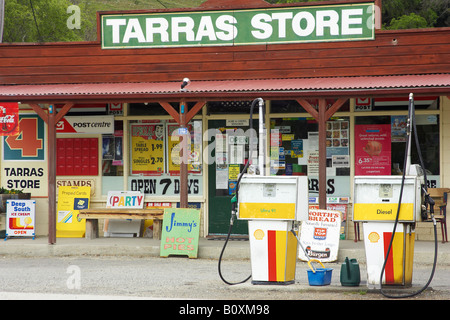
355,124,391,175
0,102,19,136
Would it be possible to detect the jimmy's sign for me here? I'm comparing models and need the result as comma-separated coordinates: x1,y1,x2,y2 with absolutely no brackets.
101,3,374,49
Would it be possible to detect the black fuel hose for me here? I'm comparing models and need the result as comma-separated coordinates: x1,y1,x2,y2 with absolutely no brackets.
218,98,261,285
380,94,438,298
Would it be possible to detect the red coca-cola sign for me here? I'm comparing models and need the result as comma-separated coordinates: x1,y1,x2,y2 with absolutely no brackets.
0,103,19,136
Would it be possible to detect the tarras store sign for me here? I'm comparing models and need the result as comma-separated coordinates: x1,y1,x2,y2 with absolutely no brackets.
101,3,375,49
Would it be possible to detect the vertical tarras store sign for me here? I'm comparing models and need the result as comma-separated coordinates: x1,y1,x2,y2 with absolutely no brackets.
101,3,374,49
2,114,47,196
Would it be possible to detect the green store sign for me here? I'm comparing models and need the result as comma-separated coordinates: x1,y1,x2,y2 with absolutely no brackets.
101,3,375,49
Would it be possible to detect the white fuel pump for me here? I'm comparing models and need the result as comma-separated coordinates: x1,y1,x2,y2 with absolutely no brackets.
218,98,309,285
353,93,438,298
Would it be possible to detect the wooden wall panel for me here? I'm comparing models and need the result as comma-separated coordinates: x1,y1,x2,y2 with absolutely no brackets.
0,28,449,85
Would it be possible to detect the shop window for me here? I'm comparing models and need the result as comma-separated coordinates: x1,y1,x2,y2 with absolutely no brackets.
270,117,350,197
127,119,203,197
355,115,440,186
271,100,305,113
57,138,98,176
167,121,202,175
129,102,198,116
129,120,203,176
213,121,259,197
271,99,350,113
355,96,439,112
102,120,124,177
55,103,108,116
207,101,258,114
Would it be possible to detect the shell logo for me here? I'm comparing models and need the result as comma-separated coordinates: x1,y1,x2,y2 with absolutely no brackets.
368,232,380,243
254,229,265,240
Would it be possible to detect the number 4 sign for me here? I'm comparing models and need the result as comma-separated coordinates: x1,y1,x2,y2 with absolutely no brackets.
3,115,45,161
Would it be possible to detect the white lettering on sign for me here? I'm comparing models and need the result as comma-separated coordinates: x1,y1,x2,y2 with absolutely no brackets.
101,4,374,49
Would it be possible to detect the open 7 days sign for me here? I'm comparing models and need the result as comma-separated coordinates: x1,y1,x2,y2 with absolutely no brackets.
101,3,374,49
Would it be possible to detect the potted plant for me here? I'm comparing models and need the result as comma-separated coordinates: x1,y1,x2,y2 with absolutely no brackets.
0,187,31,213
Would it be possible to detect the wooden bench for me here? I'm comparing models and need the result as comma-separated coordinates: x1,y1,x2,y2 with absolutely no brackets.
78,208,164,240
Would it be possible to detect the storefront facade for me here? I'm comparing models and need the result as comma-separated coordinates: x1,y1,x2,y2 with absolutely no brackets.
0,0,449,241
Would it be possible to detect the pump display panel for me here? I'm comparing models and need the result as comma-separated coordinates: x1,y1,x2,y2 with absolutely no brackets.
353,176,422,222
237,175,308,221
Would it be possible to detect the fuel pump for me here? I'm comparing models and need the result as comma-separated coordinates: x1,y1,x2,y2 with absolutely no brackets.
353,93,438,298
218,98,309,285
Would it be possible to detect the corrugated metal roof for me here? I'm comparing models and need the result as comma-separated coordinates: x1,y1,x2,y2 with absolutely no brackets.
1,74,449,101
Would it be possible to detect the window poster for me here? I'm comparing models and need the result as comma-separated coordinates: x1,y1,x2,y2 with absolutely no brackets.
167,122,202,174
131,123,164,175
326,120,349,157
355,124,391,175
391,115,407,142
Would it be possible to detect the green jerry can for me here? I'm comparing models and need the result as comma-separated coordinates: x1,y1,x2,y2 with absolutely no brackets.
340,257,361,286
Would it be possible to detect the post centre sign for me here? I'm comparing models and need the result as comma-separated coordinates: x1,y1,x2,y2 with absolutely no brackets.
101,3,374,49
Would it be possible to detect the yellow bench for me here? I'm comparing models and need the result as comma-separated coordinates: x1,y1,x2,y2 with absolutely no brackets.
78,208,164,240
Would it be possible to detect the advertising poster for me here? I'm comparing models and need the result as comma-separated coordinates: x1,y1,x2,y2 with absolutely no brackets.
355,124,391,175
3,114,45,161
167,123,201,174
56,186,90,238
6,200,35,239
2,114,47,196
160,208,200,258
131,123,164,175
298,209,342,262
391,116,407,142
0,102,19,136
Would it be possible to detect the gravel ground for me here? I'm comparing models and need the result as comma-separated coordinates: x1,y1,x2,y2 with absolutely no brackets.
0,256,449,301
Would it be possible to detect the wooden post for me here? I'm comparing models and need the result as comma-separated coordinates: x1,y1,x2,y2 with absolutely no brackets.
296,98,348,210
29,102,73,244
159,101,205,208
318,99,327,210
179,100,188,208
47,106,57,244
